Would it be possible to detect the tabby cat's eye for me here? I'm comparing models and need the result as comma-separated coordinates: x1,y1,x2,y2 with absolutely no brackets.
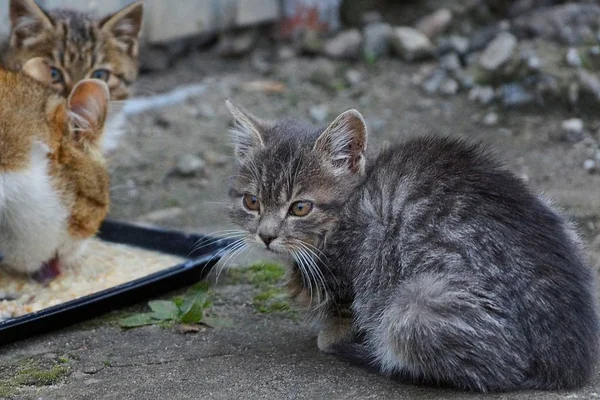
50,67,63,84
289,201,313,217
243,194,260,212
91,69,111,82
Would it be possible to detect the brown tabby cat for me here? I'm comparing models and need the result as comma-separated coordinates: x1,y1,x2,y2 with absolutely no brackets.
0,62,110,276
3,0,143,100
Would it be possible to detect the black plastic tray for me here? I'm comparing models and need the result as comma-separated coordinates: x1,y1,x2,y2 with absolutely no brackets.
0,219,234,345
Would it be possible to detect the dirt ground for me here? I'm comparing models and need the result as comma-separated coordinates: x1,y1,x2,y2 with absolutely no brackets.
2,48,600,399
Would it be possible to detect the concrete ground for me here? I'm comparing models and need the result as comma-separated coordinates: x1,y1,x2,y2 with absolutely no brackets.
1,51,600,399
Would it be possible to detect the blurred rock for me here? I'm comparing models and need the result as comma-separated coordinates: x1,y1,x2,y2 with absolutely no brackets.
363,23,393,60
301,31,324,55
422,69,447,94
324,29,362,59
512,3,600,45
175,154,206,177
498,83,534,107
391,27,434,61
479,32,517,71
566,48,582,68
454,70,475,89
439,78,459,95
583,159,596,173
483,112,499,126
562,118,584,136
468,25,501,53
309,105,330,123
345,69,363,86
415,8,453,39
278,46,297,61
578,70,600,103
217,29,259,58
440,52,461,71
468,85,495,105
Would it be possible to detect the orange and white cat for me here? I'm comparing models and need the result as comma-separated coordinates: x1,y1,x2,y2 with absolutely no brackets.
4,0,144,154
0,60,110,276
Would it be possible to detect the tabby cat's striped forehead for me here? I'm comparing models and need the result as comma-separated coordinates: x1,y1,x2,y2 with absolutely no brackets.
5,0,143,100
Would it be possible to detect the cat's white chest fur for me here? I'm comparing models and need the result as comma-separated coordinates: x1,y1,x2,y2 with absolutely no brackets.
0,142,71,273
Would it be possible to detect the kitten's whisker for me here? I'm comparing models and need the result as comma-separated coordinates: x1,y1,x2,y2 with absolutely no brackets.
290,250,314,306
295,248,319,307
200,238,245,278
189,234,246,256
297,241,338,287
214,241,246,286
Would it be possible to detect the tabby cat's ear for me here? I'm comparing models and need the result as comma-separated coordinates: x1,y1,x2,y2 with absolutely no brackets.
314,109,368,175
9,0,54,49
226,100,266,159
100,1,144,45
67,79,110,146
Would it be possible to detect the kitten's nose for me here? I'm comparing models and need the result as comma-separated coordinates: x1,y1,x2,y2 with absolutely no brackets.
259,234,277,247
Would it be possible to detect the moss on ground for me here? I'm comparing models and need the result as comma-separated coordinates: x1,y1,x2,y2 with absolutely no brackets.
0,358,71,398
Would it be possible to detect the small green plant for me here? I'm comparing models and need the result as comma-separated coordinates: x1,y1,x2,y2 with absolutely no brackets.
119,283,213,329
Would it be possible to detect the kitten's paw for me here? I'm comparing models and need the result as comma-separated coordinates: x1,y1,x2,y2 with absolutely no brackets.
317,317,355,353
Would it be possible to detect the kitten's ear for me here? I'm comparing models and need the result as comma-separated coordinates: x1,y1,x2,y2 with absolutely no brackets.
9,0,54,49
100,1,144,44
314,109,368,175
67,79,110,147
226,100,266,159
21,57,52,84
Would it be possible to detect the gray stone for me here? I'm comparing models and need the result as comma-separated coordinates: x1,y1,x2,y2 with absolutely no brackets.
590,46,600,57
584,159,597,173
439,52,461,71
479,32,517,71
175,154,206,177
391,27,434,62
455,72,475,90
499,83,535,107
468,25,501,53
345,69,363,86
415,8,453,39
578,70,600,102
439,78,459,95
448,35,470,55
562,118,584,136
513,3,600,45
217,29,259,58
421,69,447,94
278,46,297,61
363,23,393,60
566,48,582,68
309,105,330,124
324,29,362,59
468,85,495,105
483,112,499,126
526,54,541,71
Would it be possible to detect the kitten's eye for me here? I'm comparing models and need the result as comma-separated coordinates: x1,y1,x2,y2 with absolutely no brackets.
289,201,313,217
50,67,63,84
243,194,260,212
91,69,111,82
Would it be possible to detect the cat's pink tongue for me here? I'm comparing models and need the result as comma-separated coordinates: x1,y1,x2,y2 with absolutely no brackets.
33,257,61,284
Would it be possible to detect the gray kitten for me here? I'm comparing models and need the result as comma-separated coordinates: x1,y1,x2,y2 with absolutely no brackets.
225,100,599,392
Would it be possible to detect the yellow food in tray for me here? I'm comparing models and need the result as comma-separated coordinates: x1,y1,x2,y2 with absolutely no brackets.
0,240,184,320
